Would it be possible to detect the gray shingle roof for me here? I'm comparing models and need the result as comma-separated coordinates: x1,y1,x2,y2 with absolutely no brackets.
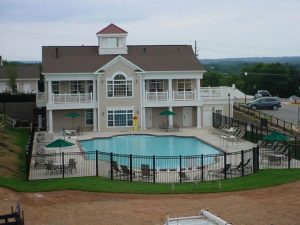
42,45,204,73
0,65,40,80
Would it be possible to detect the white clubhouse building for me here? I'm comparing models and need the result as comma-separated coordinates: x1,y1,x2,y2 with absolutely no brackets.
39,24,239,133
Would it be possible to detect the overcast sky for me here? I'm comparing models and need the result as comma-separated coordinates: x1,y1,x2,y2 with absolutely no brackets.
0,0,299,61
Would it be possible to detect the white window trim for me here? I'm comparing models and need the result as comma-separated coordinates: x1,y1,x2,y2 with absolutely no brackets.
106,107,134,128
85,109,93,126
177,79,192,92
106,71,134,98
214,107,223,115
52,81,60,94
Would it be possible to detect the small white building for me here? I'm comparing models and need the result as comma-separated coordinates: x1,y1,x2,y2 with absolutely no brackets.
0,57,40,94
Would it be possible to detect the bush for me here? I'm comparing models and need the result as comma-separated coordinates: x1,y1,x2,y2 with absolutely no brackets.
0,93,36,102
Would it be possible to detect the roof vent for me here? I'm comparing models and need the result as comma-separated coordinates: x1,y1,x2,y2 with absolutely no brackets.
55,48,59,59
143,47,146,52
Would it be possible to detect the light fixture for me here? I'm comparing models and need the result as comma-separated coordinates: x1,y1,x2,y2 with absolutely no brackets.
102,112,105,116
136,110,139,115
136,80,138,84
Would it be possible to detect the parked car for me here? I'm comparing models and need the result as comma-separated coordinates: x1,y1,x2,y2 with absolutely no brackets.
254,90,271,99
246,97,281,110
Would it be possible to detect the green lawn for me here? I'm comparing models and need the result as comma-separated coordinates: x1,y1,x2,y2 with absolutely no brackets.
1,128,300,194
0,169,300,194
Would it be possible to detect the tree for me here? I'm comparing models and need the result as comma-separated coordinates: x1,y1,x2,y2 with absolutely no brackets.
5,65,18,93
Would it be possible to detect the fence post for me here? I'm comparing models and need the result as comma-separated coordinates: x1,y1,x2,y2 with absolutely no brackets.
179,155,182,183
260,123,263,140
241,150,244,177
283,121,286,132
288,146,291,169
224,152,227,180
295,136,298,159
251,123,254,142
212,112,215,128
290,123,293,135
276,117,278,127
110,152,113,180
130,154,133,182
95,150,98,177
62,152,65,179
201,154,204,182
152,155,156,184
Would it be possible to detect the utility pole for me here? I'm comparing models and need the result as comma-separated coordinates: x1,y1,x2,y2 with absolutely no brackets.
194,40,198,56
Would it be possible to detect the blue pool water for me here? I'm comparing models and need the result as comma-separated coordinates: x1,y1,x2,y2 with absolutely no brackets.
80,135,220,156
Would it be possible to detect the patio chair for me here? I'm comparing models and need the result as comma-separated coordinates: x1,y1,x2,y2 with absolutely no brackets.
140,164,153,181
66,158,77,174
178,171,190,182
108,161,121,178
208,163,232,177
120,165,135,179
230,158,252,173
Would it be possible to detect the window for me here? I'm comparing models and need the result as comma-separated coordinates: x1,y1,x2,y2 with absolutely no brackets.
85,109,93,125
52,81,60,94
177,79,192,91
107,109,133,127
105,37,119,48
87,81,93,93
148,80,164,92
107,74,132,97
70,81,85,93
215,109,223,115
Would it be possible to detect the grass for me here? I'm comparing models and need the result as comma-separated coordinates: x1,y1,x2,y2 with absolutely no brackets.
0,128,29,179
0,169,299,194
0,128,300,194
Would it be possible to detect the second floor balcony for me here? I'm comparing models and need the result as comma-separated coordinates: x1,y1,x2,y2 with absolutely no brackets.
52,92,93,103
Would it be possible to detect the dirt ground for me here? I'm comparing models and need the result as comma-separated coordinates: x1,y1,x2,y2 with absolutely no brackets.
0,181,300,225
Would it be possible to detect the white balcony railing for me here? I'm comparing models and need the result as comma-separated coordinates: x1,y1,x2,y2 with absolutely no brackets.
52,93,93,103
200,87,231,98
145,91,168,101
173,91,196,101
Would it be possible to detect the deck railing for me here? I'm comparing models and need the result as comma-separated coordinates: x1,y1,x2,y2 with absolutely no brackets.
52,93,93,103
145,91,168,101
173,91,196,100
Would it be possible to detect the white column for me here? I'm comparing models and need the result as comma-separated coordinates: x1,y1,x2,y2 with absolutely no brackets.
48,110,53,133
168,79,172,100
197,106,201,128
142,107,146,130
168,106,173,128
196,79,200,100
93,79,97,102
97,75,101,132
142,79,146,101
48,81,52,103
93,108,97,132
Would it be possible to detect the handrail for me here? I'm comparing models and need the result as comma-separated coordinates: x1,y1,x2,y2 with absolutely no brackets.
233,102,299,136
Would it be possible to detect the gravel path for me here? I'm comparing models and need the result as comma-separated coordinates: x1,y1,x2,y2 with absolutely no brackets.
1,181,300,225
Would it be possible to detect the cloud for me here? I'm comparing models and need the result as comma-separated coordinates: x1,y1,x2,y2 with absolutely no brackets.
0,0,299,60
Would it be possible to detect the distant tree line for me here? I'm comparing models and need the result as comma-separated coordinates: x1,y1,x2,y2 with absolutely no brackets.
203,63,300,97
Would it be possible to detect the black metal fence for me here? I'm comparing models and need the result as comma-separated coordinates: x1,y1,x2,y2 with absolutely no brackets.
26,124,36,180
29,148,256,182
213,112,300,168
233,102,299,136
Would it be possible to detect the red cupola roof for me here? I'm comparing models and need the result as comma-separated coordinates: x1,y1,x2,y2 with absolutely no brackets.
96,23,127,34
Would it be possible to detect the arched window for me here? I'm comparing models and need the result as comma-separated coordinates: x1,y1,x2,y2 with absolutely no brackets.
107,73,132,97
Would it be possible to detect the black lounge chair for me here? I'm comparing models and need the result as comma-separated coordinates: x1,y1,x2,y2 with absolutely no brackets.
209,163,232,177
178,171,190,182
140,164,153,181
120,165,135,179
230,158,252,173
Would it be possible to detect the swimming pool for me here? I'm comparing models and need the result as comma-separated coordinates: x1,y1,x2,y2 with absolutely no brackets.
80,135,221,156
80,135,222,169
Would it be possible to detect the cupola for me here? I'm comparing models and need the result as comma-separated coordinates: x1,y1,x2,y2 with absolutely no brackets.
96,23,128,55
